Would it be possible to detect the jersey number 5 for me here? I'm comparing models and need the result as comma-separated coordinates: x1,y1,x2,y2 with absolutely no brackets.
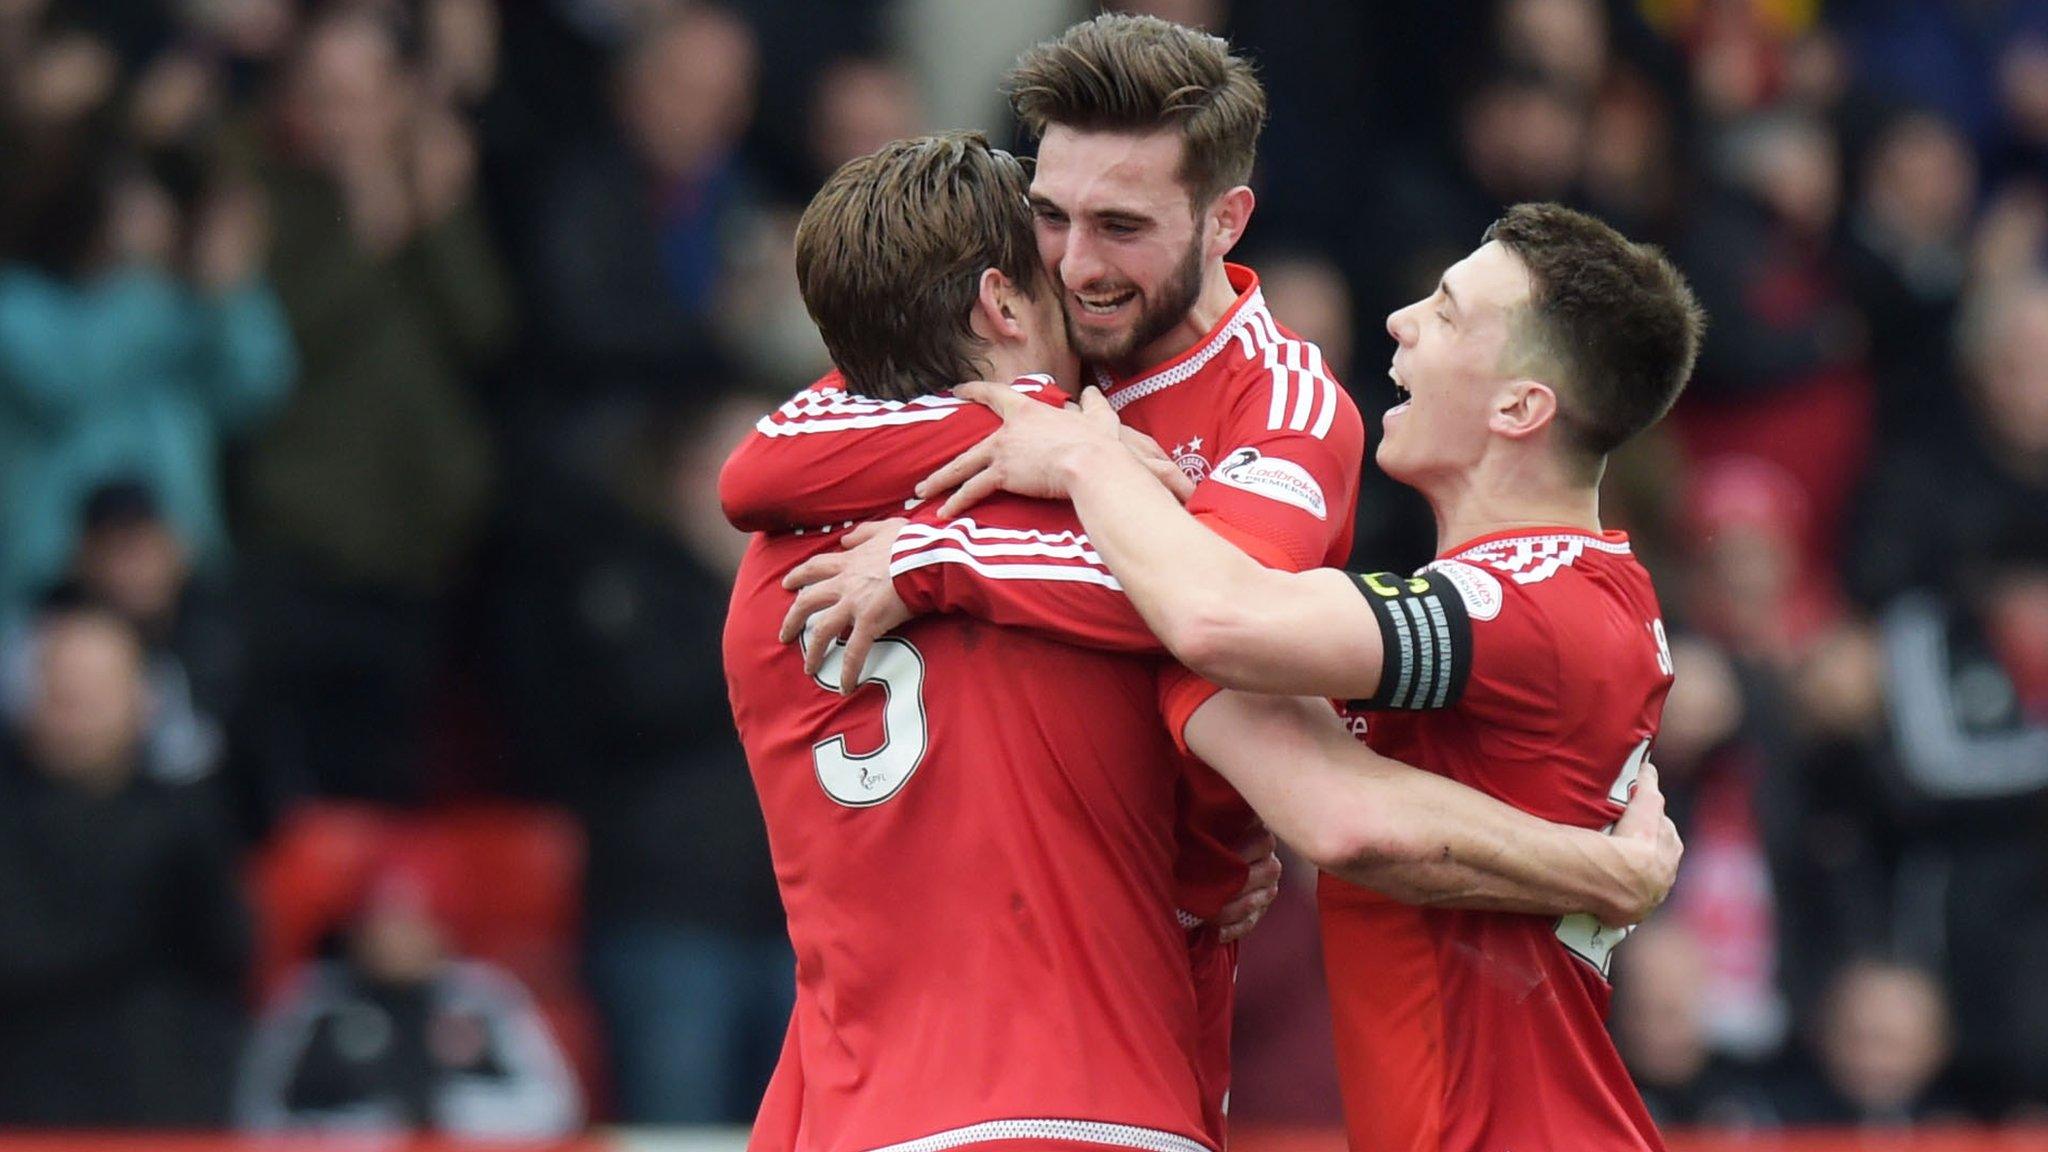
1554,737,1653,978
809,636,930,807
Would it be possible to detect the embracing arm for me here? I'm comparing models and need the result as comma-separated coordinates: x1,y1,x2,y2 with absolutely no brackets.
921,384,1390,698
1055,435,1389,699
1180,690,1678,925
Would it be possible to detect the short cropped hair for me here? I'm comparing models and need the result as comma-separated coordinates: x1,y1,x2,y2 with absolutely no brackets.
1006,13,1265,207
794,132,1042,401
1486,203,1707,458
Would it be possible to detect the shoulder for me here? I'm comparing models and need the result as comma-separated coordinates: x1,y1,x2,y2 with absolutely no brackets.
1444,532,1638,588
751,375,1055,438
1421,540,1641,674
1220,299,1360,444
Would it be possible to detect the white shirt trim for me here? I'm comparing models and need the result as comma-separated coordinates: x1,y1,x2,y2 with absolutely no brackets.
862,1118,1214,1152
1451,532,1633,560
1098,289,1270,411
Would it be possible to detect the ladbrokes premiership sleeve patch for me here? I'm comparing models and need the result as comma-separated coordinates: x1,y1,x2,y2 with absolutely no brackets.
1345,567,1474,711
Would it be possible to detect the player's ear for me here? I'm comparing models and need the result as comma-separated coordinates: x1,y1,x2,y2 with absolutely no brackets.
973,267,1028,343
1205,185,1256,260
1490,378,1560,441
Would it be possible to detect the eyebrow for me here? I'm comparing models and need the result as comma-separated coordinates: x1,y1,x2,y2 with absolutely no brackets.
1029,192,1151,227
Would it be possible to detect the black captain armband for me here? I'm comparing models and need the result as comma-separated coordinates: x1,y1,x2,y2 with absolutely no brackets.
1346,569,1473,711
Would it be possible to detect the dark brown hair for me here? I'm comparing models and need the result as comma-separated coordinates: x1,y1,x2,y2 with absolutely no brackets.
1006,13,1265,207
794,131,1042,401
1485,203,1706,459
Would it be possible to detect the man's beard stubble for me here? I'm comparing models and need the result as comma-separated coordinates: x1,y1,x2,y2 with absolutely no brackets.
1065,234,1205,377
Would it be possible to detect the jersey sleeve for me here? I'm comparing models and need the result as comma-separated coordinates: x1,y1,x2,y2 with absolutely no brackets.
887,495,1166,654
1158,664,1226,757
719,376,1066,532
1182,359,1366,572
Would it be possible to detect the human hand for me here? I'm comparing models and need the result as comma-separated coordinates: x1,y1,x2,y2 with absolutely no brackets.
780,519,911,689
916,383,1125,517
1118,425,1197,504
1604,763,1683,927
1215,828,1283,943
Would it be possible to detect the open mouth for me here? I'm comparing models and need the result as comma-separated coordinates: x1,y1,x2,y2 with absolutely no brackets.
1386,364,1412,416
1074,288,1137,317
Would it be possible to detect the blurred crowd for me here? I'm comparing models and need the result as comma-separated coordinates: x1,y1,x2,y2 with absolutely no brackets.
0,0,2042,1135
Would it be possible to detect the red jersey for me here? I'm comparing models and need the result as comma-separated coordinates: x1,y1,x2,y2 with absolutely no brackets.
724,416,1214,1152
1322,527,1675,1152
726,264,1367,921
722,264,1365,1141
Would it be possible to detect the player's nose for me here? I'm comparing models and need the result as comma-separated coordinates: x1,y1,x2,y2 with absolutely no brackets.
1387,303,1418,346
1060,230,1107,290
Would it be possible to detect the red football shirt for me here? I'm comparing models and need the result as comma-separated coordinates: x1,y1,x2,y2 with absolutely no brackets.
725,456,1214,1152
1321,527,1675,1152
722,265,1365,1140
727,265,1367,921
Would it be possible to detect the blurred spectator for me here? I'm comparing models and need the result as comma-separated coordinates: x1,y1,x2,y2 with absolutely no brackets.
1842,109,1979,450
1612,924,1782,1129
0,138,294,618
1848,273,2048,608
888,0,1079,139
496,386,788,1122
1257,252,1356,383
1373,67,1590,314
0,601,250,1126
1,481,244,789
1581,69,1683,240
1249,246,1435,572
1644,0,1825,120
1653,635,1790,1059
805,54,925,183
1883,521,2048,1109
236,853,581,1137
1775,958,1965,1125
1836,0,2048,170
1496,0,1608,96
1674,110,1873,578
526,3,758,401
240,8,505,804
706,54,923,391
1683,457,1842,669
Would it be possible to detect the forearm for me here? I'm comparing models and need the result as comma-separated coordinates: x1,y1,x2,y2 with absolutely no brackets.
1342,792,1645,921
1184,692,1651,923
1059,440,1264,648
1060,442,1383,696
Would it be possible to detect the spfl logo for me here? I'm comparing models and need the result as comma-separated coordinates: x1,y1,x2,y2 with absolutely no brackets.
1209,447,1328,519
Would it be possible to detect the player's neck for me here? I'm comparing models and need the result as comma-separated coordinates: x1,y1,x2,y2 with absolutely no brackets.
1424,452,1603,554
980,345,1053,391
1131,258,1238,371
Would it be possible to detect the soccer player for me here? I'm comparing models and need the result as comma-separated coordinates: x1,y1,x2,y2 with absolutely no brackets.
720,18,1363,1123
891,203,1706,1151
732,131,1681,1149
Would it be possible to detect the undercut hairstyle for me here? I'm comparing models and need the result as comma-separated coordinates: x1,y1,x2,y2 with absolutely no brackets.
1006,13,1266,207
795,131,1043,401
1486,203,1706,460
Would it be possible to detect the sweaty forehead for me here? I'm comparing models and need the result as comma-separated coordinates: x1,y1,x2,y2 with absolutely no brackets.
1031,125,1192,217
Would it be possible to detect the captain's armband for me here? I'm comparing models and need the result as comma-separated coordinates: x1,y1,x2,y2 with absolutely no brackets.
1346,568,1473,711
